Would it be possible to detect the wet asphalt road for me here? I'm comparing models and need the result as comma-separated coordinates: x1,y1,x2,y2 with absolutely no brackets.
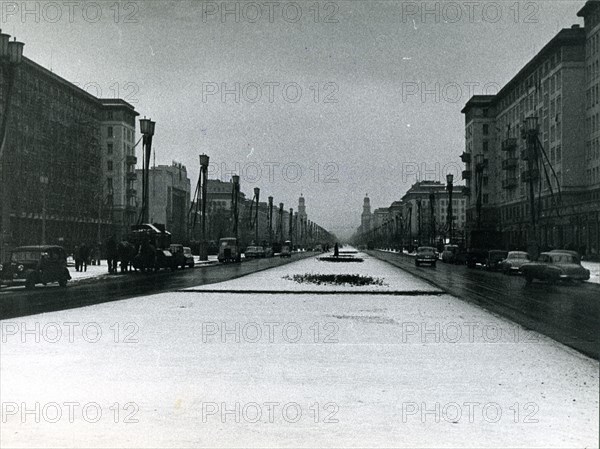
0,253,316,320
368,250,600,360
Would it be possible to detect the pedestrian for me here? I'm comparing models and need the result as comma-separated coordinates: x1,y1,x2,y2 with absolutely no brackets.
334,242,339,258
105,235,118,274
74,245,81,272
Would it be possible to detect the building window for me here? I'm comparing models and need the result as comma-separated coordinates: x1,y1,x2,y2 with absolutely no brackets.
107,126,113,138
107,177,113,190
107,160,113,171
483,124,489,135
107,143,113,155
483,141,489,152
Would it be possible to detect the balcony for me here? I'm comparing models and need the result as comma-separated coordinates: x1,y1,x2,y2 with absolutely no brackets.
126,155,137,165
501,158,518,170
501,138,518,152
126,172,137,181
127,188,137,197
460,152,471,163
521,169,540,182
502,177,517,189
462,170,472,180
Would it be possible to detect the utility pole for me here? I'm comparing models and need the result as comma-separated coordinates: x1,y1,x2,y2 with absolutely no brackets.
278,203,284,244
429,192,435,246
524,116,540,258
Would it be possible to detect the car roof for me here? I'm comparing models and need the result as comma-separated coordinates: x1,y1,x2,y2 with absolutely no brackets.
13,245,63,251
418,247,435,251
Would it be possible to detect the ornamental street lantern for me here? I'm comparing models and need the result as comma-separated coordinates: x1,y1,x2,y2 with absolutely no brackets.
139,117,156,224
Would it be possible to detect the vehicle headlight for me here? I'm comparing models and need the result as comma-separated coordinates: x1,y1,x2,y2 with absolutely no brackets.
17,265,24,272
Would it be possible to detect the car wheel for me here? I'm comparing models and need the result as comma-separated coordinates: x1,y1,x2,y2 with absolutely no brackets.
525,274,533,285
58,278,68,288
415,261,420,267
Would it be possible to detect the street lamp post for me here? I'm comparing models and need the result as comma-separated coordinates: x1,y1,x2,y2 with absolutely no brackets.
40,175,49,244
524,116,540,258
429,192,436,246
0,33,24,262
278,203,284,245
446,173,454,244
407,203,413,250
254,187,260,245
475,154,486,230
268,196,273,247
232,175,240,240
288,208,293,246
139,117,156,224
199,154,209,261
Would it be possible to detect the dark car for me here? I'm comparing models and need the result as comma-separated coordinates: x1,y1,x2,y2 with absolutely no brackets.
500,251,531,275
0,246,71,289
245,246,266,259
521,251,591,284
484,250,509,271
415,247,437,267
218,238,241,263
169,244,188,269
183,247,195,267
441,245,459,264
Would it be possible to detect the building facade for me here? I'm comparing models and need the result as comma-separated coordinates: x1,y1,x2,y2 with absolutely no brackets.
0,40,138,260
135,162,191,243
99,99,139,238
462,10,600,255
401,181,467,246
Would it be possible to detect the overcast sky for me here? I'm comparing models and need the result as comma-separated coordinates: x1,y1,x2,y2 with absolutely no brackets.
3,0,585,238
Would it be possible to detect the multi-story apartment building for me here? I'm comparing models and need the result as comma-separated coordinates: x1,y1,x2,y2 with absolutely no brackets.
463,12,600,255
99,99,139,237
0,36,138,260
135,162,191,243
401,181,467,245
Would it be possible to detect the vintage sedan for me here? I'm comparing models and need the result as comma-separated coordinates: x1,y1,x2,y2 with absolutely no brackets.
415,247,437,267
484,250,509,271
0,245,71,289
521,252,590,284
244,245,266,259
500,251,531,275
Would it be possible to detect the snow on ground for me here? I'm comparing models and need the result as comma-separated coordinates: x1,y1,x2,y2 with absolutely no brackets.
1,249,598,448
582,261,600,284
185,251,440,293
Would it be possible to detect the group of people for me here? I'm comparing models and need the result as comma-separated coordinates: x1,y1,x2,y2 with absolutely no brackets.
72,243,100,272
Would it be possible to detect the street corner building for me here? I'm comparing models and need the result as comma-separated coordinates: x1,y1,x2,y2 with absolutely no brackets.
0,34,139,262
461,2,600,256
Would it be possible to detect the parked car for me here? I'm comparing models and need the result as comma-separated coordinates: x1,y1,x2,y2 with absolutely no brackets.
0,245,71,289
415,247,437,267
264,246,274,258
169,244,188,269
441,245,459,263
500,251,530,275
245,246,266,259
183,246,195,268
521,251,591,284
484,250,509,271
280,243,292,258
218,238,241,263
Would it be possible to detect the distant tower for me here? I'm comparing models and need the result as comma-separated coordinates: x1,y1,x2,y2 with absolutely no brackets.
361,195,372,233
298,194,307,219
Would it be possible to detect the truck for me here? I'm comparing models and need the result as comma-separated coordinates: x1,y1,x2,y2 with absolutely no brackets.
465,230,505,269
